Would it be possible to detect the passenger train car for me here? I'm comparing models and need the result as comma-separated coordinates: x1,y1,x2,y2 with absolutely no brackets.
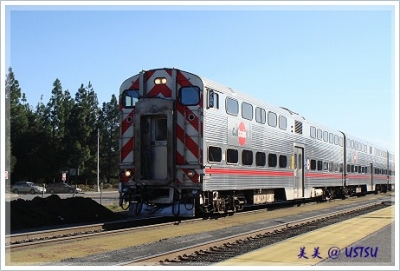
118,68,395,217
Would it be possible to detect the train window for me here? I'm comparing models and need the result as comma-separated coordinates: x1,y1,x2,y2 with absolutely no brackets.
317,161,322,171
317,129,322,140
361,167,365,174
122,89,139,108
370,146,373,154
329,133,334,144
255,107,266,124
354,165,358,173
310,126,316,139
207,89,219,109
351,165,355,173
279,155,287,168
310,159,316,170
242,150,253,165
335,163,340,172
334,135,339,145
347,164,351,173
242,102,253,120
323,162,329,171
323,131,328,142
339,137,343,147
226,149,238,164
256,152,266,166
339,163,343,173
179,86,200,106
267,111,277,127
268,153,277,167
329,162,334,172
154,118,167,141
298,154,302,169
208,146,222,162
279,115,287,130
226,97,239,115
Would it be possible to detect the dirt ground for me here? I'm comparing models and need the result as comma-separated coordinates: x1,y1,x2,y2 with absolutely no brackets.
5,195,125,233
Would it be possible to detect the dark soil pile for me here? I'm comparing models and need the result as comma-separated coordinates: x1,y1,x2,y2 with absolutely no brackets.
6,195,124,233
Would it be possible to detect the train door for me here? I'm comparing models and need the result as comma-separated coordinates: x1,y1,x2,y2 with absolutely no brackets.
134,98,175,185
370,163,374,191
140,115,168,180
294,146,304,198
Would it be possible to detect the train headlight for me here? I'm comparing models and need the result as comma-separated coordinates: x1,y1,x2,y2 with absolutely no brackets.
186,170,195,178
154,77,167,85
125,170,132,177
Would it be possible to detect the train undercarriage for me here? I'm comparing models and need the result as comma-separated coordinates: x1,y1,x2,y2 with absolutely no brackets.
119,183,393,218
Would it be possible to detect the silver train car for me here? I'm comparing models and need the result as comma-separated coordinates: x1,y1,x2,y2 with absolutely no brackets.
118,68,395,217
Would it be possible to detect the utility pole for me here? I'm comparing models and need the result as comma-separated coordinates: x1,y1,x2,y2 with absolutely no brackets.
97,128,100,192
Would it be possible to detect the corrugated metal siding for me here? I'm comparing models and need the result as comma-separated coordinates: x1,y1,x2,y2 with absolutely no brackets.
203,112,228,144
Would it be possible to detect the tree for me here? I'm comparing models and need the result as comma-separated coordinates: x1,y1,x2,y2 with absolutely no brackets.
67,82,100,184
99,94,120,183
46,79,75,181
6,67,121,185
6,67,30,181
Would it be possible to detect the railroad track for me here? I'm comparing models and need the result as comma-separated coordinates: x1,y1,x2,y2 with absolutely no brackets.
6,192,393,261
5,216,192,251
4,195,330,247
4,193,364,248
119,200,392,266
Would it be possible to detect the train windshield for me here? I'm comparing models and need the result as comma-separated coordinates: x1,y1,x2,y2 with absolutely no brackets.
179,86,200,106
122,89,139,108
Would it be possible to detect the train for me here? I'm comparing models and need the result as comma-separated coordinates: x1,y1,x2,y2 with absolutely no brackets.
118,67,395,217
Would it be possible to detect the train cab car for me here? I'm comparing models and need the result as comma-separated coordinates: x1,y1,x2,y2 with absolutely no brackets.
118,68,394,217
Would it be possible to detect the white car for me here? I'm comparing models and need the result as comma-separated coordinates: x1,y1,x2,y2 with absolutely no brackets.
12,181,46,194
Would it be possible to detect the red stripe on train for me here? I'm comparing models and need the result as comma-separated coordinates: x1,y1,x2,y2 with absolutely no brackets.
121,109,135,136
176,103,200,132
147,84,172,98
128,78,139,90
177,70,193,87
176,125,199,159
205,168,294,177
176,151,185,165
305,173,342,179
121,137,134,162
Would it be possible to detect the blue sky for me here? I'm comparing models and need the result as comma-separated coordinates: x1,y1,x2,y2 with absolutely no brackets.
2,2,398,152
